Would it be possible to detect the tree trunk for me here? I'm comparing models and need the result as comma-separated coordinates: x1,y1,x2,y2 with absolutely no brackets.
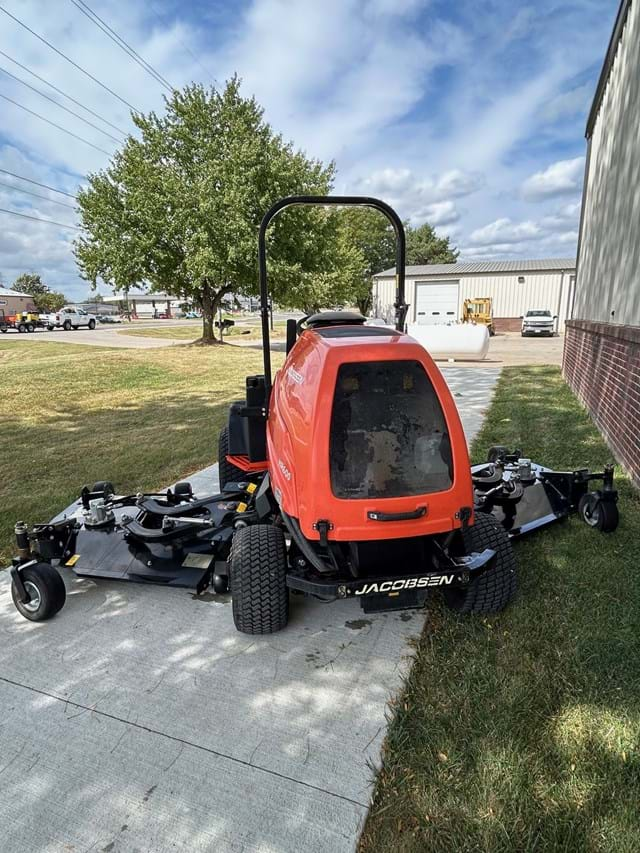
200,283,232,344
201,286,219,344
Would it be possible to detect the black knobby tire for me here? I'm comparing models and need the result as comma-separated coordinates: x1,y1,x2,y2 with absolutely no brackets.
230,525,289,634
218,426,246,488
88,319,96,330
26,323,35,333
444,512,517,615
11,563,66,622
18,323,26,333
63,320,72,331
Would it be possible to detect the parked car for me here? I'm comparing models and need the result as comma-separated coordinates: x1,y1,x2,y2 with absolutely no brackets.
42,306,97,331
98,314,123,324
521,309,557,337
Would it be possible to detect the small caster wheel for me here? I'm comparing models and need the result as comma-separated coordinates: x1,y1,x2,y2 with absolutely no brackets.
487,445,508,464
212,573,228,594
92,481,116,499
174,481,193,500
11,563,66,622
578,493,619,533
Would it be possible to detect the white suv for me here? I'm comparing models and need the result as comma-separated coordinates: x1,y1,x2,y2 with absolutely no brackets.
521,309,556,337
44,306,97,331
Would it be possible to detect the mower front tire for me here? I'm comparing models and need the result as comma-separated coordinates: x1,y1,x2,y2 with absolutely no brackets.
230,525,289,634
444,512,517,615
218,426,246,488
11,563,66,622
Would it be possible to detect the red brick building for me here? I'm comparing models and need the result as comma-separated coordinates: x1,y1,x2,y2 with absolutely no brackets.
564,0,640,487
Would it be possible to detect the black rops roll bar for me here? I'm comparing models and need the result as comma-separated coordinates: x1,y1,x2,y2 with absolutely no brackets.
258,195,407,397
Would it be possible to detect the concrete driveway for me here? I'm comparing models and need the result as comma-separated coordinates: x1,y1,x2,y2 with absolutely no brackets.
0,367,500,853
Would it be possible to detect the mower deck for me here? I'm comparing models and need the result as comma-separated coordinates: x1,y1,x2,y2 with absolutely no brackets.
8,449,618,624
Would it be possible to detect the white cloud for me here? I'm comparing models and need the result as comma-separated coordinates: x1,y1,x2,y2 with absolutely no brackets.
469,218,542,245
521,157,585,201
354,167,481,226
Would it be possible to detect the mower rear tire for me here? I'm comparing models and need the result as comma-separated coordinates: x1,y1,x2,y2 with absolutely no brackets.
444,512,517,615
11,563,66,622
230,524,289,634
218,426,246,488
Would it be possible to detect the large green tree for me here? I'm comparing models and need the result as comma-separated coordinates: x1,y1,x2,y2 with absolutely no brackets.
12,273,65,312
405,222,459,266
75,78,361,341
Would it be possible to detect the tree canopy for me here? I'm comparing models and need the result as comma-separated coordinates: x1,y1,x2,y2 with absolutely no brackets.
12,273,65,312
75,78,362,340
406,222,459,266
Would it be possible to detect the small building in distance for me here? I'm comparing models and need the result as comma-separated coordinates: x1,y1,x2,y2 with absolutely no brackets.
0,286,36,318
372,258,576,333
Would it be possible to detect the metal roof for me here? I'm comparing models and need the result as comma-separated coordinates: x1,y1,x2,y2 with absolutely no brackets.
374,258,576,278
0,286,33,297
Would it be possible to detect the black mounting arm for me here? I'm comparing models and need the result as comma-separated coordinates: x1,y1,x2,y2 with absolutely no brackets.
258,195,407,397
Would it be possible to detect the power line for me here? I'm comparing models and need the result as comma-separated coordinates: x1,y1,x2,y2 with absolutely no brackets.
0,179,77,209
0,91,113,156
0,168,77,199
0,66,125,144
69,0,174,92
151,11,218,88
0,207,81,230
144,0,218,87
0,49,130,137
0,5,142,114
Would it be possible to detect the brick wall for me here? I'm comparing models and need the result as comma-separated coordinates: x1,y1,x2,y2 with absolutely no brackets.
494,317,522,333
563,319,640,486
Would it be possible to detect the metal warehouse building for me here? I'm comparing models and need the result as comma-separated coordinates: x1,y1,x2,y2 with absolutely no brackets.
373,258,576,332
564,0,640,486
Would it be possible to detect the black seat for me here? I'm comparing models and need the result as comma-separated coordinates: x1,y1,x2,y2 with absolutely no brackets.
305,311,366,329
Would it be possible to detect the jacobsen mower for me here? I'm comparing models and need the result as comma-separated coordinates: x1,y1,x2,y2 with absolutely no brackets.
8,197,619,633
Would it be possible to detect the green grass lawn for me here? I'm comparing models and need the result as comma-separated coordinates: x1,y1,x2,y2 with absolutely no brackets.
117,320,287,341
0,339,283,566
360,366,640,853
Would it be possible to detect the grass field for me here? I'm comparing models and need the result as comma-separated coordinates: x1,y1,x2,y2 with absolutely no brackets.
117,320,287,341
360,366,640,853
0,339,282,566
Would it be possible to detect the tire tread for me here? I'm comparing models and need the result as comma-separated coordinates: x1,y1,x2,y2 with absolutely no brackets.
446,512,517,615
230,525,288,634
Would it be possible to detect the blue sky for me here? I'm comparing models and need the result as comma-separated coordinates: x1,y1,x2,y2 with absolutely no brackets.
0,0,619,301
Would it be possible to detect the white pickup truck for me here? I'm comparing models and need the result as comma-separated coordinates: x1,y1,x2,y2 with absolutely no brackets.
42,306,97,331
521,309,557,337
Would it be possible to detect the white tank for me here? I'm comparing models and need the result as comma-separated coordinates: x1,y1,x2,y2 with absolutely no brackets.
406,323,490,360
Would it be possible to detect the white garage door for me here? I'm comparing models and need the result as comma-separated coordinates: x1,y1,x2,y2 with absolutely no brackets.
415,281,460,325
